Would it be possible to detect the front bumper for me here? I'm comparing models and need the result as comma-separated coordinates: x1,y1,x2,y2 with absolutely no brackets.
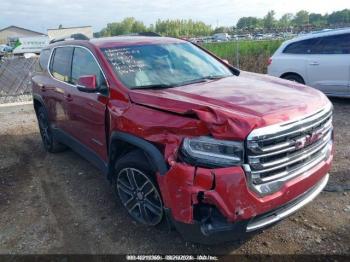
171,173,329,244
157,145,333,244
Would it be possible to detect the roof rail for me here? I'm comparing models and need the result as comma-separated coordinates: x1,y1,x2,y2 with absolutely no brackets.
49,33,89,44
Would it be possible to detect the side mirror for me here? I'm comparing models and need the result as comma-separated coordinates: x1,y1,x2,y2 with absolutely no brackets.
222,59,229,64
77,75,97,93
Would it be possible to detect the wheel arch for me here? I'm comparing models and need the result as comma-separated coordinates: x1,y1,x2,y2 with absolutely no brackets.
280,72,305,84
108,132,169,180
33,94,45,113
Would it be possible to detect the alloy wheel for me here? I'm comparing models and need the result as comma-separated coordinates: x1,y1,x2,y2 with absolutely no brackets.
116,167,163,226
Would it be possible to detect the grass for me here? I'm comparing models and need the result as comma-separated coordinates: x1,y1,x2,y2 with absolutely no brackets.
203,40,283,73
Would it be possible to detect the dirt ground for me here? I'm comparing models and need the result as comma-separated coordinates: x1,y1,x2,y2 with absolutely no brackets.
0,98,349,255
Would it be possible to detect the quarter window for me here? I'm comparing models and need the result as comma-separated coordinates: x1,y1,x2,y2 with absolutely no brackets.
283,38,319,54
50,47,73,82
39,49,51,71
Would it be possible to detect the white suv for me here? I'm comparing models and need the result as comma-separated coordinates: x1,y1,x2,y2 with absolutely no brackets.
268,28,350,97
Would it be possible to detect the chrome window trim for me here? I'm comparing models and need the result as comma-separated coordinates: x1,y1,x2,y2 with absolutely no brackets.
47,44,109,90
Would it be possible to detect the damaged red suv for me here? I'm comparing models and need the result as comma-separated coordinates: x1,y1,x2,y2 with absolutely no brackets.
32,34,333,244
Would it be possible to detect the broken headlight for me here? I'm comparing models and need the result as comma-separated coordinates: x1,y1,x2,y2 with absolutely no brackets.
181,136,244,168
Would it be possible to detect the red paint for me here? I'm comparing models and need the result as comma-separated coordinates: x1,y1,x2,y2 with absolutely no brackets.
32,36,333,232
77,75,97,90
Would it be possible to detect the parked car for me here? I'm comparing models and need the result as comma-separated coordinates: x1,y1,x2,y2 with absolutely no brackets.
0,44,13,58
0,44,13,53
212,33,230,42
268,28,350,97
32,34,333,244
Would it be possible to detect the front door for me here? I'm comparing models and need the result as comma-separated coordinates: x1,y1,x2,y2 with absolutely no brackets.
64,46,109,161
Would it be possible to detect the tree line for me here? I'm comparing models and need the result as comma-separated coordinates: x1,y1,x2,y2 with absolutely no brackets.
236,9,350,31
94,17,212,38
94,9,350,38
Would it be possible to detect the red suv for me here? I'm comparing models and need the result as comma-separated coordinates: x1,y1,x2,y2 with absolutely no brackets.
32,34,333,244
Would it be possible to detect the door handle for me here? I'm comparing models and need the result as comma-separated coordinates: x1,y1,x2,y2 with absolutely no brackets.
65,94,73,102
38,84,46,92
309,61,319,66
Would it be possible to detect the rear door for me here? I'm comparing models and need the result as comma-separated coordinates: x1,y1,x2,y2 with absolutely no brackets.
306,33,350,96
65,46,108,160
47,46,74,130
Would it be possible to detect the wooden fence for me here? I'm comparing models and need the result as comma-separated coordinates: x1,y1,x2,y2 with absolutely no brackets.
0,57,38,103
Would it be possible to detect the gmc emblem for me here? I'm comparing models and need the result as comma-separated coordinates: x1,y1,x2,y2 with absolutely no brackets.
295,131,323,149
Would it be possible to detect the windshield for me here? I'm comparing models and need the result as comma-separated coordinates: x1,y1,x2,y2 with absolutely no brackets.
102,42,233,89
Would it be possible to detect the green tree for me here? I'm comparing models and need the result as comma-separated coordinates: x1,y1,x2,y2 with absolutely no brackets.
293,10,309,26
263,10,276,30
278,13,293,29
328,9,350,24
98,17,148,37
236,17,260,29
309,13,327,27
154,19,212,37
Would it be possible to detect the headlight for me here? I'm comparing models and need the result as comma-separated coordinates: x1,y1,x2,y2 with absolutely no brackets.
181,136,244,168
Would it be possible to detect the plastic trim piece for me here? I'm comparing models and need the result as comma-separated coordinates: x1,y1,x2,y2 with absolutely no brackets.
110,132,168,176
246,173,329,232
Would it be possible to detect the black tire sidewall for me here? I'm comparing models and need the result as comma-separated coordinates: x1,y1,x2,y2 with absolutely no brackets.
284,74,304,84
37,107,54,152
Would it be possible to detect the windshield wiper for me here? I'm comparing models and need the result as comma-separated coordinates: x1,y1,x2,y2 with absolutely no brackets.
131,75,230,90
131,84,173,90
204,75,229,80
174,75,229,87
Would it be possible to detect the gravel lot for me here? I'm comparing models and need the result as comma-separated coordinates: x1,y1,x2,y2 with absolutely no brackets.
0,98,349,255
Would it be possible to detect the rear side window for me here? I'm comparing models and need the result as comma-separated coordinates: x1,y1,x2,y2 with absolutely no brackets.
313,33,350,54
283,38,319,54
71,47,106,87
39,49,51,71
50,47,73,82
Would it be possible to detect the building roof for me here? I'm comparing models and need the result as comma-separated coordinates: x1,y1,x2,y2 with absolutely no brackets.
47,26,92,31
0,25,46,35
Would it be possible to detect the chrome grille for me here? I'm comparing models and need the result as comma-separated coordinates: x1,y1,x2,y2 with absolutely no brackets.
245,103,333,196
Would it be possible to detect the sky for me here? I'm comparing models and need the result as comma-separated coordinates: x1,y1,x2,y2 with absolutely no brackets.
1,0,349,33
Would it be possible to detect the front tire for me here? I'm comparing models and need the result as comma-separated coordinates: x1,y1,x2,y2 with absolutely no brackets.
113,150,164,226
281,73,305,84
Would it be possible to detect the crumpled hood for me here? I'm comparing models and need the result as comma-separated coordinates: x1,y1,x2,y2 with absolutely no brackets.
129,71,331,140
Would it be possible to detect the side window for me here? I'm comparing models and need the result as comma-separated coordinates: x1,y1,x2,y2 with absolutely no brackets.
50,47,73,82
71,47,106,88
313,34,350,54
283,38,319,54
39,49,51,71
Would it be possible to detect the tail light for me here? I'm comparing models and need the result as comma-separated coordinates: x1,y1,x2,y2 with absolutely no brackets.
268,58,272,66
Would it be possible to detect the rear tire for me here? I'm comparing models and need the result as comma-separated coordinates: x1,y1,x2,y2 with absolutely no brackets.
281,73,305,84
37,106,66,153
113,150,164,226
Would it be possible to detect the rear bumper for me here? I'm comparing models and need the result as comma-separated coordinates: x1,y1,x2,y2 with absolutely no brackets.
172,173,329,244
